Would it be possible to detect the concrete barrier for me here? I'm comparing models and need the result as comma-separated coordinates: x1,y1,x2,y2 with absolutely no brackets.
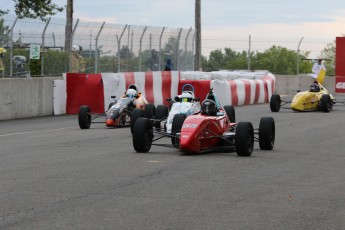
274,75,335,95
0,77,61,120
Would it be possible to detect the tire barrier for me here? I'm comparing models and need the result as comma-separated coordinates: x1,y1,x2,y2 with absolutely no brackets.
54,70,275,115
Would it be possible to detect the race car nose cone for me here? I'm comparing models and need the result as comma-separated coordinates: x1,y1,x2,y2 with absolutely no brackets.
106,119,115,127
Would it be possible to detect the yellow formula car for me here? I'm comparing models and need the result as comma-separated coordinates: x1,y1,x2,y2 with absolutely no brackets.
270,81,335,113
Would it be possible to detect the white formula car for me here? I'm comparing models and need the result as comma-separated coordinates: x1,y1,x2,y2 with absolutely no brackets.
154,84,201,144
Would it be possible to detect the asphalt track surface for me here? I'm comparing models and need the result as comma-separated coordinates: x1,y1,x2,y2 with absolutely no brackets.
1,102,345,230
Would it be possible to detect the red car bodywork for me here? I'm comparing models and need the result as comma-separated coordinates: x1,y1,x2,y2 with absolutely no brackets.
179,110,234,153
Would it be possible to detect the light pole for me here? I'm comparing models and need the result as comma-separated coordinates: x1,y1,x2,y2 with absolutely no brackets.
297,36,304,75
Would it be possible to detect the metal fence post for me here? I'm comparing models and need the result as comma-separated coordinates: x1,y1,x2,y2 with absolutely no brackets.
9,16,18,77
176,28,183,70
184,27,192,71
94,22,105,73
192,32,196,71
139,27,147,72
158,27,165,71
297,37,304,75
41,17,51,76
248,34,251,70
116,24,128,73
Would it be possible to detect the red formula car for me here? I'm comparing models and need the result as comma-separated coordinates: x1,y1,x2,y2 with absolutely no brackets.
132,89,275,156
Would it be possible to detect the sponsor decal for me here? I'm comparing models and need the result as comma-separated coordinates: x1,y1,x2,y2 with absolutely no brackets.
336,82,345,89
182,124,198,128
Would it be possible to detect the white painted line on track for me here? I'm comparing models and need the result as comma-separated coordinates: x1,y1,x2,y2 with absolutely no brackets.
0,127,74,137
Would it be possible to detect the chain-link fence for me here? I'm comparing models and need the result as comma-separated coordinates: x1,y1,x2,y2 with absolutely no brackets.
0,14,195,77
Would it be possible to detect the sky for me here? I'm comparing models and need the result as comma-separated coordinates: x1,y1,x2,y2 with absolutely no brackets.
1,0,345,58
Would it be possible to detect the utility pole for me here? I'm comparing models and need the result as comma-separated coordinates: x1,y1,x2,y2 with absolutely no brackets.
65,0,73,52
194,0,201,71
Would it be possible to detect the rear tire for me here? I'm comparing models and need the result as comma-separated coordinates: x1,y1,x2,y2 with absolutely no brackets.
270,94,281,112
144,104,156,119
78,106,91,129
130,108,144,134
133,118,153,153
321,94,332,112
224,105,236,122
154,105,169,131
259,117,275,150
171,114,187,147
235,122,254,156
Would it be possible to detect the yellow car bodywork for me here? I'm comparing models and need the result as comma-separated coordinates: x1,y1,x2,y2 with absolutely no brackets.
290,83,334,111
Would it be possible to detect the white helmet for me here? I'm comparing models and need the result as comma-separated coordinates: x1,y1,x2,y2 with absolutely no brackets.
181,92,193,102
126,88,137,98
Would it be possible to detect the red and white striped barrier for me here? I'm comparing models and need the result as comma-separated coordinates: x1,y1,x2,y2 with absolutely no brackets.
102,71,179,111
179,72,275,106
54,71,180,115
53,71,275,115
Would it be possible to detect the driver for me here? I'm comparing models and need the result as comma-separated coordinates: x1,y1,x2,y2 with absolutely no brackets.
309,81,320,92
201,99,218,116
180,91,193,102
125,88,138,99
123,84,148,108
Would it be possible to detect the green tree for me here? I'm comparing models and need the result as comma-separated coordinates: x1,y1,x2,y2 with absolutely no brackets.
0,13,10,47
12,0,64,21
202,49,225,71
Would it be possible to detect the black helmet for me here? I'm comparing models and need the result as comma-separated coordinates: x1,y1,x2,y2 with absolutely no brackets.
201,99,217,116
310,83,320,92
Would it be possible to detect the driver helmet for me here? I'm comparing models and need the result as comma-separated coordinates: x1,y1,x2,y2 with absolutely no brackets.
201,99,217,116
181,91,193,102
126,88,138,98
310,82,320,92
128,84,138,92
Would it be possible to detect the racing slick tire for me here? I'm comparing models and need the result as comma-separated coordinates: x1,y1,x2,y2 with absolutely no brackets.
224,105,236,122
154,105,169,131
235,122,254,157
270,94,281,112
130,108,144,134
259,117,275,150
321,94,332,113
78,105,91,129
144,104,156,119
171,113,187,147
133,118,153,153
108,102,115,110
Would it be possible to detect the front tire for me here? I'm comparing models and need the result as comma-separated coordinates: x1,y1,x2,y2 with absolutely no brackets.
321,94,332,112
130,108,144,134
259,117,275,150
154,105,169,131
78,106,91,129
171,114,187,147
270,94,281,112
235,122,254,156
133,118,153,153
144,104,156,119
